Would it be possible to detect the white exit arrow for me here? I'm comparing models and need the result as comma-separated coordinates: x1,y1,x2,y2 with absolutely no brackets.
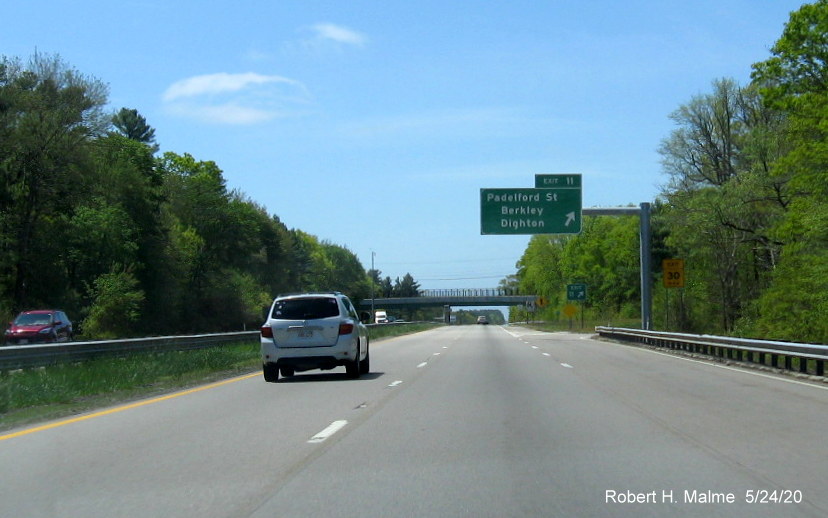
564,212,576,226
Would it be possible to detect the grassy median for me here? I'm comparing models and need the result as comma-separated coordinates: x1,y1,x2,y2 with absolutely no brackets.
0,341,261,432
0,323,441,432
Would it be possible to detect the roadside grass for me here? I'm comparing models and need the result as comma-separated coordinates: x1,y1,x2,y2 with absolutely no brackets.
0,342,261,432
0,323,442,432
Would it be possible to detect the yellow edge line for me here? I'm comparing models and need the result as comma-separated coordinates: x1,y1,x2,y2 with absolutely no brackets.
0,372,261,442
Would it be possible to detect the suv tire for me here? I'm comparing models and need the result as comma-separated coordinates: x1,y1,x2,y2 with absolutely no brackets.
346,345,361,379
359,345,370,374
263,363,279,383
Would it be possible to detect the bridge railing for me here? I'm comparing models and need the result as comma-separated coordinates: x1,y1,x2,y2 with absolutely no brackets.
419,288,522,298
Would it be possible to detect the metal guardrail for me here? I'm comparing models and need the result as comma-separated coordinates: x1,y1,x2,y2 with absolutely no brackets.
0,332,260,370
596,327,828,377
0,322,424,370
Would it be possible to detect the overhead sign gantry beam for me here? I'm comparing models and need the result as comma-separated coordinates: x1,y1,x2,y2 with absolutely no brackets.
479,172,652,330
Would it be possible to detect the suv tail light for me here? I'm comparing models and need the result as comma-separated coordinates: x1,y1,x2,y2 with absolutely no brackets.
339,322,354,335
261,326,273,338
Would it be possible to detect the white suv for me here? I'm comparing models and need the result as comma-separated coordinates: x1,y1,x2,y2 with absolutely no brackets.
260,292,370,382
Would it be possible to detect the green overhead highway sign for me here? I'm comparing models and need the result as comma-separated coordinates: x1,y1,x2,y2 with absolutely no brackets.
480,188,582,235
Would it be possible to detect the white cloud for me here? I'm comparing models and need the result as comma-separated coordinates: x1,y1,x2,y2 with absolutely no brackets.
166,102,277,125
163,72,301,102
162,72,311,125
310,23,367,47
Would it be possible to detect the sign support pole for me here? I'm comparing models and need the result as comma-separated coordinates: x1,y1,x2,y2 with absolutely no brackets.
640,202,652,330
580,204,652,331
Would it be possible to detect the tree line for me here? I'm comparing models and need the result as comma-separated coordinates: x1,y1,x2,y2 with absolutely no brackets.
0,53,421,338
511,1,828,342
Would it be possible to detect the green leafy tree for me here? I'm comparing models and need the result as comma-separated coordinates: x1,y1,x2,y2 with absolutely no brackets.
393,273,421,297
0,53,108,311
112,107,157,151
87,134,169,332
0,54,377,336
516,235,568,316
657,79,789,333
380,276,394,298
82,269,145,339
745,0,828,340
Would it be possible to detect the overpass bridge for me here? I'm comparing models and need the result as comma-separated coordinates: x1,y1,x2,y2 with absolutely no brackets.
357,288,536,310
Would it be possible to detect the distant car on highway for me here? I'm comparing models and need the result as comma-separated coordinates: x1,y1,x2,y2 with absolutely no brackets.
4,309,73,345
260,292,370,382
477,316,489,325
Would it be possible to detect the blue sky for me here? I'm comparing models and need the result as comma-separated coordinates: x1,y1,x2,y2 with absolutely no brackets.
4,1,805,290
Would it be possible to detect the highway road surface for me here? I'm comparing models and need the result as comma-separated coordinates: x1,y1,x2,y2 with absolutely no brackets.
2,325,827,517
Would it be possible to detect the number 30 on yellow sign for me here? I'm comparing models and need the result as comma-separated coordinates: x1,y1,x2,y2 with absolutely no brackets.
662,259,685,288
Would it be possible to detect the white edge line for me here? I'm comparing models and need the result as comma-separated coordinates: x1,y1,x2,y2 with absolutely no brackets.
501,327,521,338
308,420,348,443
605,340,828,392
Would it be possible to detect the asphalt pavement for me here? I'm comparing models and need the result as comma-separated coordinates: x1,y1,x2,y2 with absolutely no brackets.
2,325,827,517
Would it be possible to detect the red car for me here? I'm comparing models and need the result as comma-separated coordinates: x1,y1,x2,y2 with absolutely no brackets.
4,310,73,345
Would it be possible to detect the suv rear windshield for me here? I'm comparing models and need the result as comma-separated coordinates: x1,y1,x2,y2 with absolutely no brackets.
271,298,340,320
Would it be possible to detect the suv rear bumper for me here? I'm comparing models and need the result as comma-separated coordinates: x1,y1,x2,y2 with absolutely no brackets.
261,337,358,372
273,355,345,371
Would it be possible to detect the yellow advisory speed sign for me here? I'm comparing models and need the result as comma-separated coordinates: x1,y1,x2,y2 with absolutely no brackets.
563,304,578,318
663,259,685,288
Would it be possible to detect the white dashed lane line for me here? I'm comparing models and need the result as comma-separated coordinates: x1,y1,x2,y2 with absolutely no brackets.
308,420,348,444
501,326,576,369
388,380,403,388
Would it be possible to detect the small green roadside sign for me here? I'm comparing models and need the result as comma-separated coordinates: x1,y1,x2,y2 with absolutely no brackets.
567,283,587,301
